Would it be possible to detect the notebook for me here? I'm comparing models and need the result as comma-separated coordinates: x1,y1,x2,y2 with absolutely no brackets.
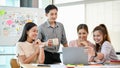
62,47,88,65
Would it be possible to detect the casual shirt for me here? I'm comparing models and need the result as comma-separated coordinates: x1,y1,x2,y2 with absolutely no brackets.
69,39,94,47
16,41,37,63
38,20,67,53
100,41,118,61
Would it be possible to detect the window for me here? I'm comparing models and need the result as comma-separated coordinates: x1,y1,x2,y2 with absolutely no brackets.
0,0,6,6
86,1,120,52
56,4,85,63
57,4,85,43
55,0,84,4
0,0,20,7
56,0,120,53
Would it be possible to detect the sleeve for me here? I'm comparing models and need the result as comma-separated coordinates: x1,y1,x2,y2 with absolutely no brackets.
101,41,112,60
61,24,68,45
16,42,25,56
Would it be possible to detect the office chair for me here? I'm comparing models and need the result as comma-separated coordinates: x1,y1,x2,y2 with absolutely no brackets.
10,58,20,68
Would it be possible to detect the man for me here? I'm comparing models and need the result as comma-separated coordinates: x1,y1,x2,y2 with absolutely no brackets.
38,4,68,64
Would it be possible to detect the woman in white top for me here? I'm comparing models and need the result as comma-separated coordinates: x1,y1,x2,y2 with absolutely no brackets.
16,22,44,64
92,24,118,62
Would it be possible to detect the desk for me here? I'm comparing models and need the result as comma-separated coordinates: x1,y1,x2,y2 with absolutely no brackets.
21,64,120,68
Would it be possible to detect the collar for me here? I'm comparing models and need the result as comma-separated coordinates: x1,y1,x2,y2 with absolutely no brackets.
46,20,58,28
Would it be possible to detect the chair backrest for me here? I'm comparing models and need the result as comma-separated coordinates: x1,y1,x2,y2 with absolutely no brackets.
10,58,20,68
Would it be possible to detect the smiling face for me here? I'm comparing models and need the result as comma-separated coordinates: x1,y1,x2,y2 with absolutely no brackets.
46,9,57,23
78,29,88,41
27,26,38,41
93,30,104,45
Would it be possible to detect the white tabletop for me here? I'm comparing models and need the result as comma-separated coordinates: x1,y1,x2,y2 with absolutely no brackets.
21,64,120,68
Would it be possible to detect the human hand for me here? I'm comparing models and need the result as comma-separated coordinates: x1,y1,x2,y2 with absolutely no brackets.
79,41,88,47
46,38,59,46
84,46,95,56
34,39,41,48
46,39,53,46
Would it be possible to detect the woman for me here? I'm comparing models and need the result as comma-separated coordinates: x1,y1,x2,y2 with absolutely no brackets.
69,24,94,47
16,22,45,64
92,24,118,62
69,24,95,61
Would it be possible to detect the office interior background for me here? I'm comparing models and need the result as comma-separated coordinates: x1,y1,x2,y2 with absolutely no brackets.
0,0,120,68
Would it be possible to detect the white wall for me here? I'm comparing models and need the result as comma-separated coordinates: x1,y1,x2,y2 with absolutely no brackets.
57,4,85,44
86,0,120,52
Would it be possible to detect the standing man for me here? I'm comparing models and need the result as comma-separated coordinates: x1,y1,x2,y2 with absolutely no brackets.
38,4,68,64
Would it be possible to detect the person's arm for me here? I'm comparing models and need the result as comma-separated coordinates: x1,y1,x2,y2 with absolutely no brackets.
69,41,74,47
18,47,39,64
61,24,68,47
63,43,68,47
34,39,45,64
84,45,96,62
16,43,37,64
94,42,111,62
38,47,45,64
94,53,104,61
89,52,104,62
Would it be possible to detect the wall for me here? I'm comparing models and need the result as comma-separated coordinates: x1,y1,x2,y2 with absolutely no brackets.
0,7,46,46
0,6,46,68
86,0,120,52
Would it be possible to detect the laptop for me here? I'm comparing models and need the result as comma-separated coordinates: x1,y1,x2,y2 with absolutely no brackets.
62,47,88,65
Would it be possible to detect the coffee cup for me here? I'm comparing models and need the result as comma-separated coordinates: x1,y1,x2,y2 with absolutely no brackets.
52,38,59,46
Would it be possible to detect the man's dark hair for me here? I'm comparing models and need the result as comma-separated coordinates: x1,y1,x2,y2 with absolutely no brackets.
45,4,58,14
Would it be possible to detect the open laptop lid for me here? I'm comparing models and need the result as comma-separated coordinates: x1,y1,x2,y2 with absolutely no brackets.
62,47,88,65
